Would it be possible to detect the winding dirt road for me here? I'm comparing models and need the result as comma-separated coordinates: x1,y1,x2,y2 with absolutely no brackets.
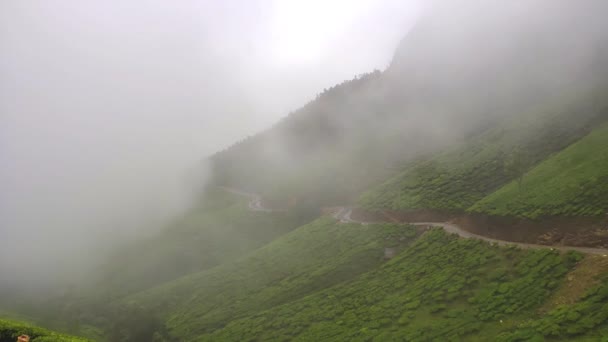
224,187,608,255
221,187,274,212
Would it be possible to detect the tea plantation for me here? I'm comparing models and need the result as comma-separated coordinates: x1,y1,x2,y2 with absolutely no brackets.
0,318,90,342
360,97,608,215
195,229,608,341
127,218,421,339
471,122,608,219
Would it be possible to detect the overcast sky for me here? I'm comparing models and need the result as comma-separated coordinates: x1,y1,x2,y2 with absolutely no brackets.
0,1,423,284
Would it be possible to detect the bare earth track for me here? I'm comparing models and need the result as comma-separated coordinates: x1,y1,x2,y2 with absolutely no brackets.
223,187,608,255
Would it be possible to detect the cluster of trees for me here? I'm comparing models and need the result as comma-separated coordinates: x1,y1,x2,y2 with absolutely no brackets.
208,70,398,208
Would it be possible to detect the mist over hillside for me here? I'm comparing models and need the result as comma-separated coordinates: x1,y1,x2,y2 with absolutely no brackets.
2,1,608,341
210,0,608,206
0,0,420,293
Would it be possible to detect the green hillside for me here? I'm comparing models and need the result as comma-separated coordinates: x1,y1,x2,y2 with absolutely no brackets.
103,221,608,341
0,318,90,342
209,71,427,206
470,123,608,219
126,218,420,339
360,96,608,213
96,188,312,296
209,1,608,209
195,230,608,342
34,189,314,341
7,2,608,341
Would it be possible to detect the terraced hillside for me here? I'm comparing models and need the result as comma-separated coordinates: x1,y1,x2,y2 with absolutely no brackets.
10,2,608,341
210,1,608,208
114,222,608,341
471,122,608,219
126,218,421,339
360,95,608,213
194,230,608,341
92,188,313,297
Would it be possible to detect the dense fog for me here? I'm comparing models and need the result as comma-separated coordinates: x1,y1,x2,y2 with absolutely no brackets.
2,3,608,342
0,0,422,291
210,0,608,211
3,0,608,300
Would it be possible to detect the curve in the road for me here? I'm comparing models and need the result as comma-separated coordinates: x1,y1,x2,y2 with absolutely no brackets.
224,187,608,256
220,187,274,212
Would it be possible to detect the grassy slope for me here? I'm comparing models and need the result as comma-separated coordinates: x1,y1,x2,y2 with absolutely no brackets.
210,2,608,210
40,189,313,341
0,318,90,342
126,218,420,339
498,275,608,341
360,92,608,214
209,72,403,207
97,188,311,296
197,230,608,342
470,123,608,219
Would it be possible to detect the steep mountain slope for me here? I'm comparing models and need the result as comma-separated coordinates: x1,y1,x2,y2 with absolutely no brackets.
17,2,608,340
94,188,311,297
209,71,434,206
195,230,608,342
121,2,608,340
360,91,608,213
209,0,608,208
0,318,90,342
125,219,420,339
471,122,608,219
99,219,608,341
28,189,315,341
